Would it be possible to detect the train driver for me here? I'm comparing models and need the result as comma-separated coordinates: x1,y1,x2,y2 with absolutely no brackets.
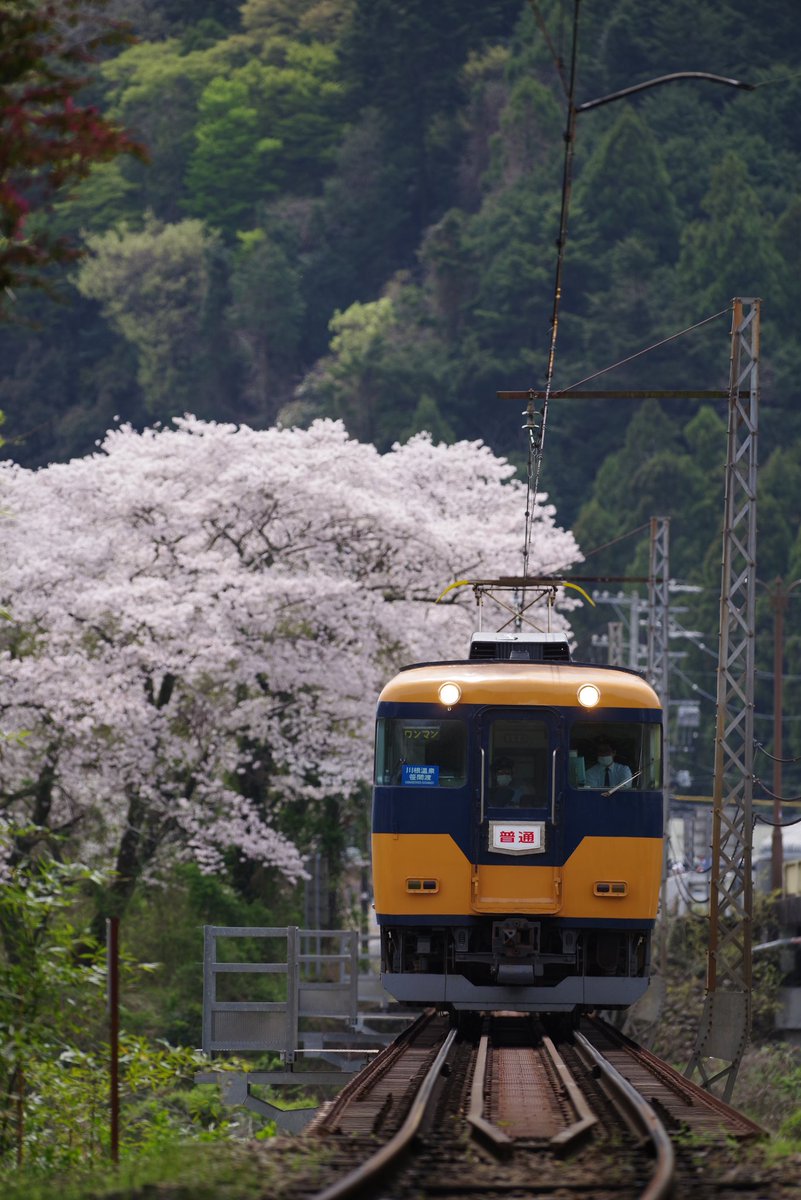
584,740,632,790
490,757,528,806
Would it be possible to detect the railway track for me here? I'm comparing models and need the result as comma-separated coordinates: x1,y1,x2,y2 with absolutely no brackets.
292,1009,776,1200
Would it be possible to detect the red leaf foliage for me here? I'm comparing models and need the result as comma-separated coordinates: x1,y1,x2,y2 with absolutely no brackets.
0,0,146,305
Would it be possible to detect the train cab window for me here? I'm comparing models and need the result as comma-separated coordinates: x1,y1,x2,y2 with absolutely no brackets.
375,718,467,788
569,722,661,790
487,718,549,807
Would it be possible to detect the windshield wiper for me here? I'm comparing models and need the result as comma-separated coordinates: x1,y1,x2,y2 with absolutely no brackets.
602,769,642,797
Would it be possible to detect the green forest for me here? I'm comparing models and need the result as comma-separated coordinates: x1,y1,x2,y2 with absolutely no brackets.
3,0,801,1187
5,0,801,801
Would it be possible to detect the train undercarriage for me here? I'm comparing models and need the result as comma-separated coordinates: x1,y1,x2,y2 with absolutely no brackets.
380,920,651,1012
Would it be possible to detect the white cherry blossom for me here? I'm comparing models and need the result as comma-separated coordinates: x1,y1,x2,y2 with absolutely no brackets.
0,418,580,895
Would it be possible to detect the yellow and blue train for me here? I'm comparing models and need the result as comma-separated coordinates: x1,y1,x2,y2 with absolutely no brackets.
371,629,664,1014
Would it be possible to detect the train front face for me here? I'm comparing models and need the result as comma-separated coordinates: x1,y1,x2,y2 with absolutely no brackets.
371,660,664,1013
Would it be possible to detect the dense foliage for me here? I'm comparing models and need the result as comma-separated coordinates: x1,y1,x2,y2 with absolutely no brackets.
0,845,249,1172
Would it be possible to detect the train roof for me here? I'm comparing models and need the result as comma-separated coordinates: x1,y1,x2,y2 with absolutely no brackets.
378,659,661,710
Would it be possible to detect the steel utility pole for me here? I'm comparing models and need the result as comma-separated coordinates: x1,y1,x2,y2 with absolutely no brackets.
686,298,760,1102
765,577,801,891
647,516,671,766
607,621,624,666
621,518,672,1043
772,581,786,893
590,591,644,669
647,518,671,979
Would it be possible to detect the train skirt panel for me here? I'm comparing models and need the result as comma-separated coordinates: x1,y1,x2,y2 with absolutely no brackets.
381,971,650,1012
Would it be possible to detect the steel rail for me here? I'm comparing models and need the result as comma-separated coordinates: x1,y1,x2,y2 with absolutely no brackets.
311,1025,458,1200
574,1031,674,1200
306,1008,439,1136
466,1033,513,1155
542,1033,597,1149
586,1015,766,1138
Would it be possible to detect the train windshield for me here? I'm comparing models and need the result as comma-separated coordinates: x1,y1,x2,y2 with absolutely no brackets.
487,717,550,807
569,722,662,790
375,718,467,788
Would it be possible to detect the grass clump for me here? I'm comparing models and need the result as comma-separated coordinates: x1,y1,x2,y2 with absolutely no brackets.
2,1142,287,1200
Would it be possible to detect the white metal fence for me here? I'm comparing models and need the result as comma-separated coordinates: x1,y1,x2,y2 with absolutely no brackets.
202,925,359,1062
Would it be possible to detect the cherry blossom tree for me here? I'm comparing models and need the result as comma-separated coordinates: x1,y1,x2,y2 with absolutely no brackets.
0,417,580,916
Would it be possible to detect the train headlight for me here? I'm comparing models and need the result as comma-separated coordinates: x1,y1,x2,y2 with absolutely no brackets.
438,682,462,707
577,683,600,708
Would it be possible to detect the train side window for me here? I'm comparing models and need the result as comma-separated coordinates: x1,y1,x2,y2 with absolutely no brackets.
375,718,467,788
570,722,662,790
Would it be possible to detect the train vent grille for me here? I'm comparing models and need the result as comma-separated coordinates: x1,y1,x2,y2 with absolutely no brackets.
468,635,571,663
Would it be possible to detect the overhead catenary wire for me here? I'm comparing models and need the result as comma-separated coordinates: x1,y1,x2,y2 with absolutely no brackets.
753,803,801,828
519,55,754,543
539,521,652,576
521,0,581,591
519,293,736,592
517,5,764,660
514,54,759,489
754,742,801,766
571,522,651,562
672,665,717,704
526,0,568,96
562,307,732,393
753,778,801,808
751,68,801,90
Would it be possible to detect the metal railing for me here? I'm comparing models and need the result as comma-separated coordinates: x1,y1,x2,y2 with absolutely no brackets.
202,926,359,1063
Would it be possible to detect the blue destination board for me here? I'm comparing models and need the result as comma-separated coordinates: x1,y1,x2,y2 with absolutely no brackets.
402,764,440,786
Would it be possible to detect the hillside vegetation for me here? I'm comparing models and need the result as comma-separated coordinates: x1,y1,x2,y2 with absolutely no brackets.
3,0,800,791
